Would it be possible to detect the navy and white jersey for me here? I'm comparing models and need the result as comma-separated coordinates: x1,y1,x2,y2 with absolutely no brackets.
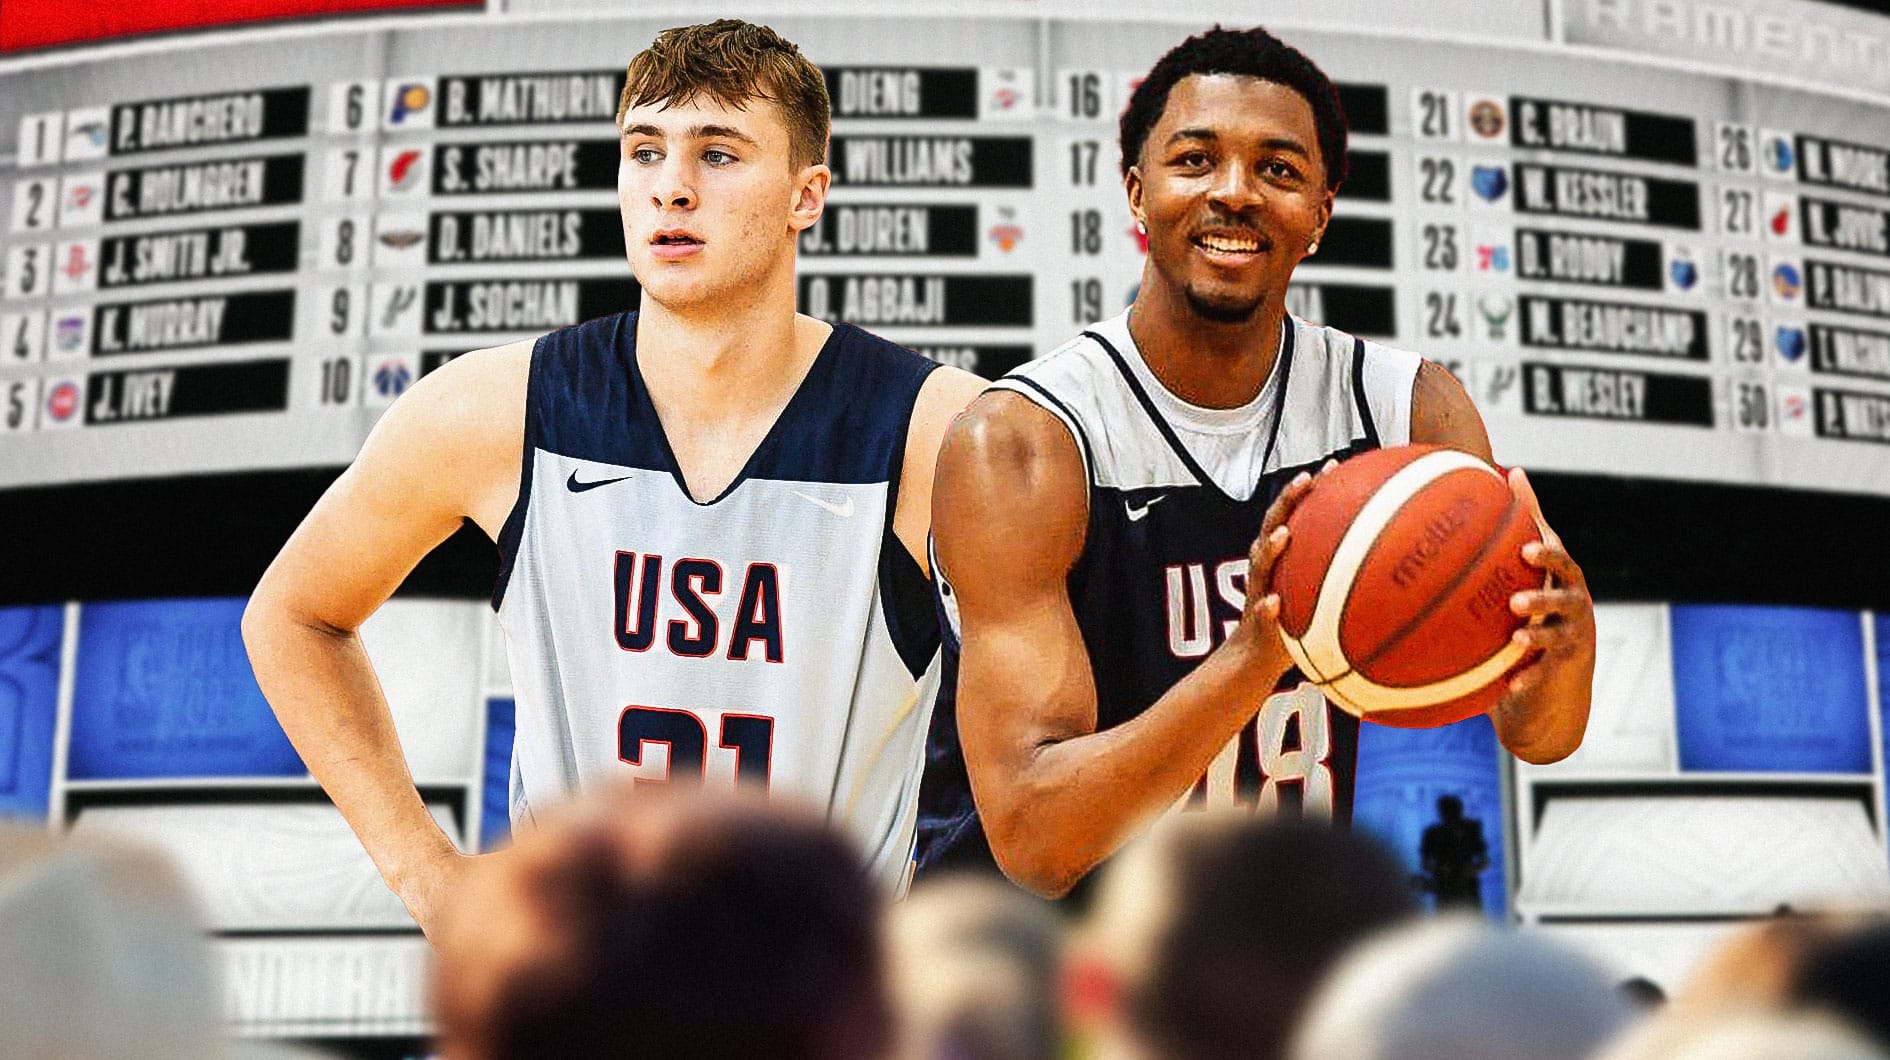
493,312,943,891
917,310,1421,877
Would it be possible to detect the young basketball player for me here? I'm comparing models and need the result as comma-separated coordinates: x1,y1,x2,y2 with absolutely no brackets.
917,26,1596,898
244,20,984,933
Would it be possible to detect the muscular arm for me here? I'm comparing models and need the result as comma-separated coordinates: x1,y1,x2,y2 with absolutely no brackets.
936,393,1310,897
241,341,529,933
1408,359,1595,764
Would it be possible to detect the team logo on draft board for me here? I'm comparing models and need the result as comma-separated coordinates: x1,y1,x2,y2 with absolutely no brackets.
1777,385,1812,436
1474,240,1510,274
53,313,89,356
379,229,424,251
1477,294,1515,341
65,122,108,162
1761,131,1794,177
1775,325,1807,362
61,178,100,225
981,68,1030,119
1474,362,1522,413
380,285,419,330
44,379,80,424
1764,191,1797,241
374,358,412,397
988,206,1022,252
63,106,109,161
388,83,432,125
1668,253,1699,291
1470,165,1509,204
373,213,428,267
1771,261,1802,303
57,242,93,285
1465,97,1506,142
386,149,425,191
364,353,418,408
1776,383,1806,434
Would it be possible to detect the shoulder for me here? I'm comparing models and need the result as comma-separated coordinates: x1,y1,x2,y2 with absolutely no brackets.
913,363,987,433
379,337,533,444
941,387,1086,484
1291,315,1423,378
340,337,535,529
931,388,1089,586
1408,358,1493,459
901,360,987,479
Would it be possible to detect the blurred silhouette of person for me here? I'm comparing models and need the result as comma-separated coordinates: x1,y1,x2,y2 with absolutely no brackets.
1290,916,1630,1060
1598,911,1890,1060
1597,1012,1888,1060
1418,794,1489,911
1616,975,1667,1011
1066,814,1415,1060
0,825,221,1060
885,874,1062,1060
1790,919,1890,1052
431,787,890,1060
1668,911,1855,1020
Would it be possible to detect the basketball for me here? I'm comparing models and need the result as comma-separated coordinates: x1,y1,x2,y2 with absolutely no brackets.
1270,445,1544,729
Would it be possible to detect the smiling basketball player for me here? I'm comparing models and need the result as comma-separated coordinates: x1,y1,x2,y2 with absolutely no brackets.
917,25,1596,898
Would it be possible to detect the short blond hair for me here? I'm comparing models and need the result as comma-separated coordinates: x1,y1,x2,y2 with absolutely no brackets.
619,19,830,168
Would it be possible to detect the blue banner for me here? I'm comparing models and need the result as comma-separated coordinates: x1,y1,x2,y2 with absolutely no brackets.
481,696,515,852
0,606,64,818
1353,713,1506,919
69,598,304,780
1671,605,1869,774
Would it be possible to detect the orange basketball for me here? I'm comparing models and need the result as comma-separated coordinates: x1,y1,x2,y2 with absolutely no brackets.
1270,444,1543,728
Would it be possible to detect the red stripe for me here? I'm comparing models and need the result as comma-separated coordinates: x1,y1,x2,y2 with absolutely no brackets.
2,0,477,52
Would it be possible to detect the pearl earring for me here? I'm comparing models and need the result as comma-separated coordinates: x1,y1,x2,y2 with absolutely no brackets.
1306,240,1319,255
1136,218,1147,234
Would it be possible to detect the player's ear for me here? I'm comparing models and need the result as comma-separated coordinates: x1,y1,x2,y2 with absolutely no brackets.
1125,165,1146,230
1300,188,1335,258
788,161,830,233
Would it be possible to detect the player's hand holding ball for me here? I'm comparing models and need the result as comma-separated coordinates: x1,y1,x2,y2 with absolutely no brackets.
1232,468,1320,685
1267,444,1558,729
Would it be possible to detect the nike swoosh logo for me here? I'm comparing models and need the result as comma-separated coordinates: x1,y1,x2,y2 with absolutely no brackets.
795,491,854,517
567,470,631,493
1125,494,1168,521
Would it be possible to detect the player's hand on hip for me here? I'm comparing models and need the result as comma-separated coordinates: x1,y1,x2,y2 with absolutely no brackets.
395,847,486,941
1502,466,1596,697
1231,469,1319,679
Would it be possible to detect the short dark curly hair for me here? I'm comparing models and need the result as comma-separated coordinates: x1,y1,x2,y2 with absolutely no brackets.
1119,25,1349,192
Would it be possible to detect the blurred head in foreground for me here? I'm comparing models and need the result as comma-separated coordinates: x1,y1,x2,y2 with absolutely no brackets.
1598,1012,1889,1060
1669,910,1858,1019
1790,918,1890,1051
432,787,890,1060
1290,916,1630,1060
1069,814,1416,1060
886,874,1062,1060
0,825,220,1060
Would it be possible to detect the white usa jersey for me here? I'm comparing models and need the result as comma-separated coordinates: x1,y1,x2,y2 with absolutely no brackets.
493,312,945,890
919,311,1420,880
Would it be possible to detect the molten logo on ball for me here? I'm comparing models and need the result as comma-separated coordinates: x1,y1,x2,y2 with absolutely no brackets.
1390,498,1476,589
1270,445,1543,730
